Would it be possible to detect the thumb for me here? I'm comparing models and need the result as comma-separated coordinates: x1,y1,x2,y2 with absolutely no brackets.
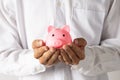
73,38,87,47
32,39,45,49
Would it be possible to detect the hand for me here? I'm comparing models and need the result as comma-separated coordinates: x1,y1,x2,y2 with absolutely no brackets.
32,39,60,66
58,38,87,65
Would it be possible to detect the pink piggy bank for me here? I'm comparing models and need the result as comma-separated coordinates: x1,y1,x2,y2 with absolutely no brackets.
45,25,72,48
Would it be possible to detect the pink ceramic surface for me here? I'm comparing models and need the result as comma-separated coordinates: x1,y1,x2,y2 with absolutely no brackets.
45,25,72,48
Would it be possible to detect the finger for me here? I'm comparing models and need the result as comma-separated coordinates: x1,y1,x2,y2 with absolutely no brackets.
69,43,81,59
46,50,60,65
73,38,87,47
39,48,56,64
58,55,64,63
70,44,85,60
60,49,72,64
80,49,85,60
54,59,59,64
32,39,45,49
34,46,49,59
63,45,79,65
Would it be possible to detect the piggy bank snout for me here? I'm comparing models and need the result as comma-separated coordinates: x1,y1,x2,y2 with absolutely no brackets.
53,40,63,48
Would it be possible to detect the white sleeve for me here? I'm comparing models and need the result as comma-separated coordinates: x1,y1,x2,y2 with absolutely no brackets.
71,0,120,76
0,0,46,76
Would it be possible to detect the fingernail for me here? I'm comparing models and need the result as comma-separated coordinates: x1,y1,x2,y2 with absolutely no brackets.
50,47,56,52
39,41,43,46
63,45,67,49
45,47,49,50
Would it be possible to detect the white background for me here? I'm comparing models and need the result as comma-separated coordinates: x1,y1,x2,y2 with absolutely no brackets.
0,71,120,80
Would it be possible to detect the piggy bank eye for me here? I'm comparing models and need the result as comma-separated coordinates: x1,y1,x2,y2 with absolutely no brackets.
52,34,55,37
63,34,65,37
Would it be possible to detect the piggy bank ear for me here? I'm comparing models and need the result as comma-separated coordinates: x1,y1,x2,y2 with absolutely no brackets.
48,25,55,33
62,25,70,32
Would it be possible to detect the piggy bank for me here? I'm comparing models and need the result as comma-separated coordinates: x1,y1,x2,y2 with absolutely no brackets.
45,25,72,48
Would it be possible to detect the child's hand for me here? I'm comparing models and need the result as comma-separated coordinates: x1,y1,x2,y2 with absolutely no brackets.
58,38,87,65
32,39,60,66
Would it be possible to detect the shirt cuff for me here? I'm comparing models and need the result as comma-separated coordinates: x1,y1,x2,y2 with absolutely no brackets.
18,50,46,76
71,46,94,76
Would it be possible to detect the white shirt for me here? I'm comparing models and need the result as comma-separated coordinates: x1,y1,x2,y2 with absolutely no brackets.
0,0,120,80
